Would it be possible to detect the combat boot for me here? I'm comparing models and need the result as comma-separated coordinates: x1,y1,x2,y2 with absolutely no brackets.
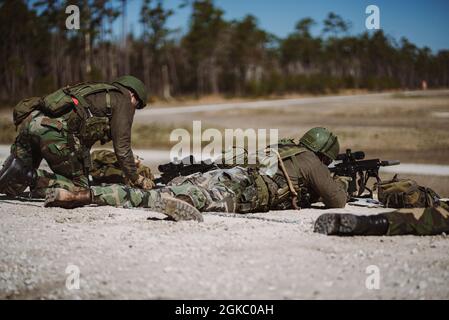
0,155,37,197
314,213,389,236
45,188,92,209
142,192,203,222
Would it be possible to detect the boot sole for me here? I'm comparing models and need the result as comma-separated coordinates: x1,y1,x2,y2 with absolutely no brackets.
155,196,203,222
314,213,340,235
314,214,358,235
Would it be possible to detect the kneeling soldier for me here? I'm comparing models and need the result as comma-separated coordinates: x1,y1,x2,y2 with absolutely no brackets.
0,75,154,197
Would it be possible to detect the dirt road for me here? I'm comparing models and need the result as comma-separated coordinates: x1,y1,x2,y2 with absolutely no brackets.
1,198,448,300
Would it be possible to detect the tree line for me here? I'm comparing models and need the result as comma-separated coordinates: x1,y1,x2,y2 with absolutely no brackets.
0,0,448,104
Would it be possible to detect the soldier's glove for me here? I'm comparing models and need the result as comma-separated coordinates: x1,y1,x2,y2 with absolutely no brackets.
334,175,352,193
133,175,155,190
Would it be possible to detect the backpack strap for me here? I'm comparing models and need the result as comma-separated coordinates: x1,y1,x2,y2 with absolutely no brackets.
65,82,119,118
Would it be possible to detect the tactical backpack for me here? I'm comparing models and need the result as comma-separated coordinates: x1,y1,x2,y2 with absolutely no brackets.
42,82,119,117
13,82,120,126
376,175,440,208
13,97,43,128
90,149,154,185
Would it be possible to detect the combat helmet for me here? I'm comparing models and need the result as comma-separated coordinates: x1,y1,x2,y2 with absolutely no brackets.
113,75,148,109
299,127,340,161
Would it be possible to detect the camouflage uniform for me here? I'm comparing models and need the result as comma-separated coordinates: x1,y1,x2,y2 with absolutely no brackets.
12,110,88,190
85,166,262,212
87,147,347,213
384,202,449,236
6,82,141,195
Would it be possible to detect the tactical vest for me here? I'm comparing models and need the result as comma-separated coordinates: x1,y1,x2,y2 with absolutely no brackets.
47,82,121,147
42,82,119,117
13,82,120,147
261,141,310,209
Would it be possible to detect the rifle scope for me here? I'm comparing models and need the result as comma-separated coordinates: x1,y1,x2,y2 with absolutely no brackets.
335,150,365,161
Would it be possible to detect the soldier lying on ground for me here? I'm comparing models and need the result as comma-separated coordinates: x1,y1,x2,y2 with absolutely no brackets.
314,203,449,236
0,75,155,198
43,127,349,221
314,177,449,236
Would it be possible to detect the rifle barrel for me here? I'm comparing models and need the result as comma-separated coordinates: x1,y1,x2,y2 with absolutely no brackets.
381,160,400,166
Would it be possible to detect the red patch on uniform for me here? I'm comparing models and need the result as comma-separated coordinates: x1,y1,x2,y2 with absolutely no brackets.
72,97,79,105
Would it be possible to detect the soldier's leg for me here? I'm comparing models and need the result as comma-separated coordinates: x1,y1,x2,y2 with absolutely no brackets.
36,119,88,189
163,171,237,212
164,167,266,213
10,111,45,170
384,203,449,236
45,184,202,221
314,203,449,236
0,123,40,196
31,169,78,198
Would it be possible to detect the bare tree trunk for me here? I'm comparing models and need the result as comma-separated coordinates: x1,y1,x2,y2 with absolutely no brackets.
162,64,171,100
209,57,219,95
167,52,178,95
85,32,92,78
142,47,151,92
197,64,203,96
122,0,129,75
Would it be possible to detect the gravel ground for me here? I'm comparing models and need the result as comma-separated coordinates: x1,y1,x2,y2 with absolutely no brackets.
1,198,448,300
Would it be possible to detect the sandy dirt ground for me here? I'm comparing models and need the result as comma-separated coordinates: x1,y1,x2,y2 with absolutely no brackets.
1,198,449,300
1,90,449,300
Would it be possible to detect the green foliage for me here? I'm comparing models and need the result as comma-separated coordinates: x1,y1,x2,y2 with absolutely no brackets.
0,0,448,102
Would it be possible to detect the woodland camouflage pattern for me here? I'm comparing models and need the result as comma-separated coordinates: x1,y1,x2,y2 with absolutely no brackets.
12,110,88,191
90,167,265,213
9,83,139,195
89,147,348,213
384,202,449,236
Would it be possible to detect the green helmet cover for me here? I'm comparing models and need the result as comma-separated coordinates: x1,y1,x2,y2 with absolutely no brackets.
113,75,148,108
299,127,340,160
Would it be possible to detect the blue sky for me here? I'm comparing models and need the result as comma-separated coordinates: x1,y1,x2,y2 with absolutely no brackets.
123,0,449,52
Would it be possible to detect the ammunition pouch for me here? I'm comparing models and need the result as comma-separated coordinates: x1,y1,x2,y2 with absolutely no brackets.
237,170,270,213
78,116,111,148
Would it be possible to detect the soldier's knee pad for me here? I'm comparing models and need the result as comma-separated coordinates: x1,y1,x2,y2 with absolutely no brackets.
0,155,37,196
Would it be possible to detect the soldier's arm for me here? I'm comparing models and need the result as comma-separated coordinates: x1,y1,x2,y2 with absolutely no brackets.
300,153,347,208
110,98,139,182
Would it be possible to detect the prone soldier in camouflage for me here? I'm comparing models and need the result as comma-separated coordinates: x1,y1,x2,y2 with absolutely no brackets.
0,75,154,197
315,175,449,236
44,128,349,221
314,177,449,236
314,202,449,236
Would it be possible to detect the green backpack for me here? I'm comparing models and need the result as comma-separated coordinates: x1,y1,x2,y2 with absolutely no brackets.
13,82,120,127
42,82,120,117
13,96,43,128
376,175,441,208
90,149,154,185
